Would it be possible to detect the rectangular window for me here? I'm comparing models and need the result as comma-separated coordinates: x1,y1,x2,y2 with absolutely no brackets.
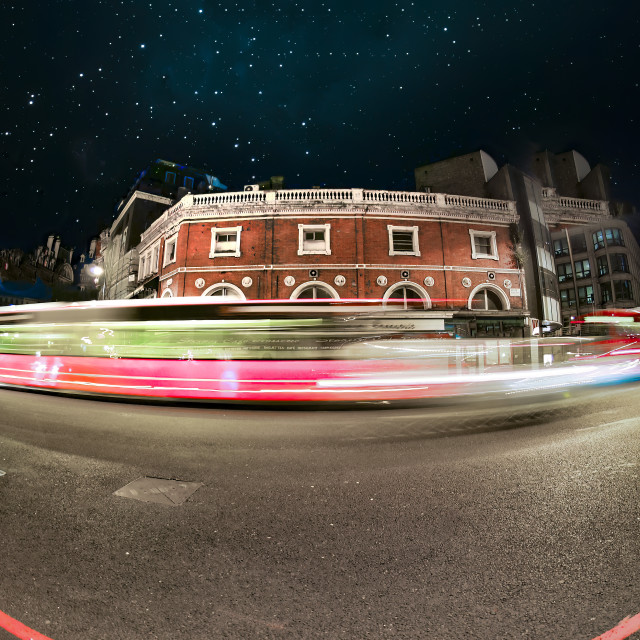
152,245,160,272
469,229,498,260
570,233,587,254
574,259,591,280
184,176,194,190
592,230,605,251
577,285,594,306
210,226,242,257
601,282,613,304
298,224,331,255
560,288,576,307
165,171,176,185
614,280,633,300
557,262,573,283
553,237,569,257
596,255,609,276
610,253,629,273
139,256,147,281
605,228,624,247
388,226,420,256
163,236,177,266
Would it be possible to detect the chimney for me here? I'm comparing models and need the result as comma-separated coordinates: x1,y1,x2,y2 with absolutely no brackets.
46,234,54,251
54,237,61,259
89,238,97,258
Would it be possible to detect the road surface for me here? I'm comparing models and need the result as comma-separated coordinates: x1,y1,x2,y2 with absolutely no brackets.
0,386,638,639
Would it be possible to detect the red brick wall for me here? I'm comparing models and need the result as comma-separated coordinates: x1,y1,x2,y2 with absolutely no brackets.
155,213,523,310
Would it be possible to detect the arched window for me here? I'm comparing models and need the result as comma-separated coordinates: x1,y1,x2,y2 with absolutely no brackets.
290,282,339,300
201,283,246,300
161,288,173,298
469,285,509,310
382,283,430,310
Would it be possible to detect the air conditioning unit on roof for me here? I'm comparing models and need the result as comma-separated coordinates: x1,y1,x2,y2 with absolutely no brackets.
244,184,260,192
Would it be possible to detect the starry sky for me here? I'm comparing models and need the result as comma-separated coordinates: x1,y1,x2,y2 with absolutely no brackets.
3,0,639,252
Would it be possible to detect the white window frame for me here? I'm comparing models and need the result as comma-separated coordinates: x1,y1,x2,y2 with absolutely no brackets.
138,255,147,281
210,226,242,258
469,229,499,261
163,234,178,267
387,225,420,256
298,223,331,255
151,242,160,273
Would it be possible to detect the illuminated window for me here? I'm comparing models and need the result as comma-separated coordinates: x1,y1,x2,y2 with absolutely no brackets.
605,228,624,247
592,230,605,251
298,224,331,255
210,226,241,257
557,263,573,283
469,229,498,260
388,225,420,256
553,237,569,257
577,285,594,306
560,288,576,307
597,255,609,276
163,235,178,266
574,259,590,280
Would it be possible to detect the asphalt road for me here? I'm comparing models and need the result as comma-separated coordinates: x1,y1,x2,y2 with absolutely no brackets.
0,386,638,640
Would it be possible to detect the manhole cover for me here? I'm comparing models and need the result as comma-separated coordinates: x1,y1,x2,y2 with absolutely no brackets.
114,477,203,506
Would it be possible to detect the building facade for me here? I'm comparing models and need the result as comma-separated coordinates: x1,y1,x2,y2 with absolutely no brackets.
98,159,227,300
136,188,528,337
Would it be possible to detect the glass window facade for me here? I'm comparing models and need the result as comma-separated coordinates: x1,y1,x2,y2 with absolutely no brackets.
610,253,629,273
560,288,576,307
574,259,591,280
554,237,569,257
601,282,613,304
592,230,605,251
596,255,609,276
577,285,594,306
557,262,573,283
614,280,633,300
605,228,624,247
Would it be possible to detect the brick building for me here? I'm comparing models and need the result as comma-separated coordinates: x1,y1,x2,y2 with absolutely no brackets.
136,188,528,337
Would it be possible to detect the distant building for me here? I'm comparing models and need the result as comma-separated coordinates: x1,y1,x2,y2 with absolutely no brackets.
97,159,227,300
415,149,640,333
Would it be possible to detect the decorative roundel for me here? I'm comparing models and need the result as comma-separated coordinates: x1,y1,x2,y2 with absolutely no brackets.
166,278,173,287
462,277,472,288
503,279,512,289
376,275,388,286
424,276,435,287
242,276,253,288
284,276,295,287
334,275,346,286
195,278,205,289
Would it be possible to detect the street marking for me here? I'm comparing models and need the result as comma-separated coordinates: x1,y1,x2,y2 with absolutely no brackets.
0,609,54,640
576,418,640,432
591,612,640,640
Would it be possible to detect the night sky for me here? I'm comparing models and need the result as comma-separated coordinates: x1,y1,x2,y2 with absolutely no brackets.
3,0,639,252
